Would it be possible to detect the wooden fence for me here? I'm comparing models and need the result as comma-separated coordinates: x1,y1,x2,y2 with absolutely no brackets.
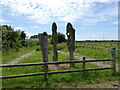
0,58,115,79
0,31,117,80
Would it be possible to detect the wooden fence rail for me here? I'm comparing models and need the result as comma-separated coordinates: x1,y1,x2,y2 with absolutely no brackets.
0,58,114,79
0,59,113,68
1,67,113,79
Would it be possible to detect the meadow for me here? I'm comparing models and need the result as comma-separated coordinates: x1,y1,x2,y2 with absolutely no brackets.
1,41,120,88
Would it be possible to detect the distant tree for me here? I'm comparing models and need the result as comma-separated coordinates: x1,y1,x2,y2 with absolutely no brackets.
30,35,39,39
57,32,66,43
2,25,13,30
20,31,26,40
51,32,66,43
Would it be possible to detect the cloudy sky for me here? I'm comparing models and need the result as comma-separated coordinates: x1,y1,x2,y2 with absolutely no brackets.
0,0,119,40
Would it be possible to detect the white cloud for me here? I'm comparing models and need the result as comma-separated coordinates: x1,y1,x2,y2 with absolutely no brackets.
25,31,36,39
112,21,118,24
14,25,40,30
76,34,118,41
0,19,9,23
31,25,40,29
14,27,27,30
1,0,118,24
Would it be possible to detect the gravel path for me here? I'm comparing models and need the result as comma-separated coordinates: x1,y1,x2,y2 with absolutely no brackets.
7,50,35,64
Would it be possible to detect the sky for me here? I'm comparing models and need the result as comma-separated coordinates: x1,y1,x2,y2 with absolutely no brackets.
0,0,119,40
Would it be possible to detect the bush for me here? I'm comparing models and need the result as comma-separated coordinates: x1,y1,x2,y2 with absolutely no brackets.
2,27,21,51
25,39,38,47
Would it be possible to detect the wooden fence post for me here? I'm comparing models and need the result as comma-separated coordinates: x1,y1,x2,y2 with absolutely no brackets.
39,32,48,64
111,48,116,72
44,58,48,87
83,57,86,70
39,32,48,87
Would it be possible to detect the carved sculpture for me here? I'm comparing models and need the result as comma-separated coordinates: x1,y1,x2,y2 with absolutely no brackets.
66,22,75,67
52,22,58,61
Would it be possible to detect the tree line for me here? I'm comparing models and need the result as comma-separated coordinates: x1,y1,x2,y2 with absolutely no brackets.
30,32,66,43
1,25,66,52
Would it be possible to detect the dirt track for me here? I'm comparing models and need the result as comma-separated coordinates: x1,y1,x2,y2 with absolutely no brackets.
58,50,119,71
7,50,35,64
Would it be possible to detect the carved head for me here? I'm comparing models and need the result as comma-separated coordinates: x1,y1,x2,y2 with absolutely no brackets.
52,22,57,32
67,22,73,28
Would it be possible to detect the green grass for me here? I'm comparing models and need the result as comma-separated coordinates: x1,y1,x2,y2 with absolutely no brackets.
2,49,120,88
60,42,119,64
2,45,40,64
2,67,119,88
2,42,120,88
76,41,119,50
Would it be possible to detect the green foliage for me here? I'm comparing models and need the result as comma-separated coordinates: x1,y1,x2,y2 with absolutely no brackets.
2,26,21,52
2,25,39,53
20,31,26,40
30,35,38,39
23,39,38,47
51,32,66,44
57,32,66,43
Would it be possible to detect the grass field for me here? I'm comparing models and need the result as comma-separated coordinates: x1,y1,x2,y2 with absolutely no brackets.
60,42,119,64
76,41,119,50
1,41,120,88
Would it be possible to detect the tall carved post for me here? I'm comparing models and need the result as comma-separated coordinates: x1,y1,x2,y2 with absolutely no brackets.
52,22,58,61
66,22,75,67
39,32,48,63
39,32,48,87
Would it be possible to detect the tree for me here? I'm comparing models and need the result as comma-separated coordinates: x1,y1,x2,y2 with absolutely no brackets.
2,25,21,51
57,32,66,43
20,31,26,40
30,35,38,39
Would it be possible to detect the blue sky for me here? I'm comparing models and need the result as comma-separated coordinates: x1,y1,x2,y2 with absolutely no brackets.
0,0,119,40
